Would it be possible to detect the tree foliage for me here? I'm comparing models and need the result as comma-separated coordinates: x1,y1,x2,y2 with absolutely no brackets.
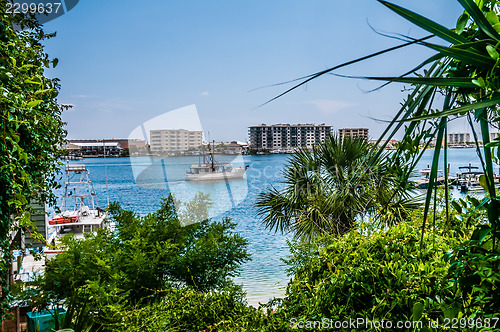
256,135,420,239
25,194,251,331
262,0,500,321
263,206,477,331
122,286,265,332
0,4,66,319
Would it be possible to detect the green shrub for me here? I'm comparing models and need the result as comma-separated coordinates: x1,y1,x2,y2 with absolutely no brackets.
122,285,265,331
265,220,469,331
24,194,252,331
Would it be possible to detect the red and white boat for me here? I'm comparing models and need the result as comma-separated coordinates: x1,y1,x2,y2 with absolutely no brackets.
45,164,111,256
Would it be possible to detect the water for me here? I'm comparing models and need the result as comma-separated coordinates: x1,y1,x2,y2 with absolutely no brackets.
55,154,292,306
53,148,486,305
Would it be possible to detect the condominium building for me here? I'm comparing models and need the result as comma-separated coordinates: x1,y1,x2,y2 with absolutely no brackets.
248,123,332,151
149,129,203,153
338,128,369,141
448,132,471,144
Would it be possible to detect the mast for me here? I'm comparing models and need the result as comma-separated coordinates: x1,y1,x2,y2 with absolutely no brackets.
211,140,215,171
102,139,110,208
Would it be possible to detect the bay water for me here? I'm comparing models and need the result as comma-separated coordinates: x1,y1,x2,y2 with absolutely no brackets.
55,148,485,305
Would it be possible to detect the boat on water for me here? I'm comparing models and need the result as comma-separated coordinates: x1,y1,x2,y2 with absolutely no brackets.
61,155,83,161
185,143,248,181
45,164,111,255
414,166,457,189
457,163,485,192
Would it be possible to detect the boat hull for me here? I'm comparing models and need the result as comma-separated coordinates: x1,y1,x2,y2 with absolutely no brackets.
185,167,247,181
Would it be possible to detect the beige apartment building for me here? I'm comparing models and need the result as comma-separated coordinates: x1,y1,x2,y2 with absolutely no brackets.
338,128,369,140
150,129,203,153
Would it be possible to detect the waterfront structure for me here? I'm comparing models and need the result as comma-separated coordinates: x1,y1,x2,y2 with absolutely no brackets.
338,128,369,141
66,141,122,157
224,141,247,154
448,132,471,144
66,139,147,156
149,129,203,153
248,123,332,151
370,139,398,149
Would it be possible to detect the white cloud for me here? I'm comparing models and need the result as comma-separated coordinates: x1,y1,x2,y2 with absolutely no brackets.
200,91,209,96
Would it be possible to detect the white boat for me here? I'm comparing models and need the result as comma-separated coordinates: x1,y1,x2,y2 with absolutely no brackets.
414,165,457,189
45,164,111,255
185,143,248,181
457,164,484,193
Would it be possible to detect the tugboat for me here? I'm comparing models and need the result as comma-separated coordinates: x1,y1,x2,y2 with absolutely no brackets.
45,164,111,255
185,142,248,181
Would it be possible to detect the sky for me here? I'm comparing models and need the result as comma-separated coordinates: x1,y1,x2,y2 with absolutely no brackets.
41,0,467,142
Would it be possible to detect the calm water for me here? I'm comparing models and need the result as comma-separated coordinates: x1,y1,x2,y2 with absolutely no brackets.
55,148,485,305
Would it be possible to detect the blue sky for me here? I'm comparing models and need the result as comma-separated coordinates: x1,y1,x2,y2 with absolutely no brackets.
43,0,466,142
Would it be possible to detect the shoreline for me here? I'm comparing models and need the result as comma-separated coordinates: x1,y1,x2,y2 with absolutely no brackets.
62,145,481,159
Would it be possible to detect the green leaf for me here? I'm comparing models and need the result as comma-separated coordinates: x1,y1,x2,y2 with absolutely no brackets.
379,0,469,45
262,35,434,107
34,88,53,95
52,58,59,68
24,79,42,85
407,95,500,121
451,200,462,213
412,302,424,320
27,100,43,108
479,174,488,191
485,10,499,25
423,42,494,67
471,224,492,242
442,303,461,319
456,13,470,34
335,74,477,88
421,117,447,246
472,77,486,88
486,45,499,60
457,0,500,41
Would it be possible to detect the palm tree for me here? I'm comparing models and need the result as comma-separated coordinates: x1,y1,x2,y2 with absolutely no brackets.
260,0,500,316
256,135,420,239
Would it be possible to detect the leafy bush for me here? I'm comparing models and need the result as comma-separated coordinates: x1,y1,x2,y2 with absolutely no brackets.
122,285,265,331
1,4,66,318
25,194,252,331
447,197,500,320
265,217,471,331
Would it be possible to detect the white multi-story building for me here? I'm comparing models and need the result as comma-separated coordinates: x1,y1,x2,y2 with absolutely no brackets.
448,132,471,144
150,129,203,153
248,123,332,151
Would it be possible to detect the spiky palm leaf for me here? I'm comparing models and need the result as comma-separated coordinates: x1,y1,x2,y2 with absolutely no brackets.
256,136,420,239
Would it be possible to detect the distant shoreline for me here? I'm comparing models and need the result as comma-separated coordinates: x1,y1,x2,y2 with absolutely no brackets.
61,145,480,160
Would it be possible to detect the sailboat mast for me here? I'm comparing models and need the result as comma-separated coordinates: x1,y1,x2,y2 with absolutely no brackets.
211,140,215,171
103,139,110,208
